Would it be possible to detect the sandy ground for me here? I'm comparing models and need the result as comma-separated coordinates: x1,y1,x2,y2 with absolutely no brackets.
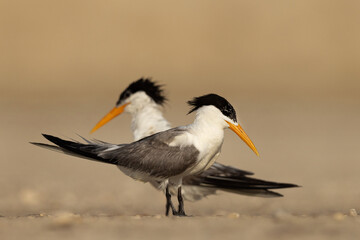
1,1,360,239
1,96,360,240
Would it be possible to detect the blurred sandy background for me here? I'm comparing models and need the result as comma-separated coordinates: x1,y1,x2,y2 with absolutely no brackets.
1,0,360,239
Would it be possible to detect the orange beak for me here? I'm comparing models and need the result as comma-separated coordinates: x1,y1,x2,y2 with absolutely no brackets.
226,120,259,156
90,103,130,133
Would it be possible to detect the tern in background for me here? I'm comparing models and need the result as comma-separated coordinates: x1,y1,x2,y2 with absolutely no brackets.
32,89,297,216
90,79,298,208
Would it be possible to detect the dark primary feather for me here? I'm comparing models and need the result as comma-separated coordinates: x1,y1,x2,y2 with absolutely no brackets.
32,134,118,164
182,162,299,197
188,94,237,122
200,175,298,190
117,78,167,105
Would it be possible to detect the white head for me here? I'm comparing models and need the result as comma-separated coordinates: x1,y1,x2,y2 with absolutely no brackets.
90,78,167,133
188,94,259,156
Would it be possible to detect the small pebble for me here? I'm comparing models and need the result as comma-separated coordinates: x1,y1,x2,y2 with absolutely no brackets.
19,189,40,206
52,212,81,228
349,209,357,217
227,212,240,219
154,214,162,219
273,209,293,220
333,212,346,221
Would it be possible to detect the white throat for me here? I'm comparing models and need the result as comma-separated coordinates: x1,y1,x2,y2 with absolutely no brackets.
174,106,229,175
131,104,171,140
189,107,228,148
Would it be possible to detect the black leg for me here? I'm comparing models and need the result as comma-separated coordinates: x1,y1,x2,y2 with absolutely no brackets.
165,185,177,216
177,186,187,216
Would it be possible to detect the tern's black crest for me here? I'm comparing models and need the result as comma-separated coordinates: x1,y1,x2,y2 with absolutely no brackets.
116,78,166,105
187,94,237,122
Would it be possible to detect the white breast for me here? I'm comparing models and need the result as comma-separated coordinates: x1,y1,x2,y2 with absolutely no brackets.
186,144,222,176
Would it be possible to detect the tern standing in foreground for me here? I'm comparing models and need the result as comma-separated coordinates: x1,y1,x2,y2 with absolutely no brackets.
33,93,259,216
32,92,296,216
89,79,298,215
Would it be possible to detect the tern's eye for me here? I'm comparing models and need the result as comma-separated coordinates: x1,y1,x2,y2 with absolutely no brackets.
123,91,131,99
223,107,230,115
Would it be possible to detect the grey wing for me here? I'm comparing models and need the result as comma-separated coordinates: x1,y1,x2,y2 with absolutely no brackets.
32,129,199,180
99,128,200,179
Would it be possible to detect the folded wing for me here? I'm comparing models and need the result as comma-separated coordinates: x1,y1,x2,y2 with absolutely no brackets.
31,128,199,180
